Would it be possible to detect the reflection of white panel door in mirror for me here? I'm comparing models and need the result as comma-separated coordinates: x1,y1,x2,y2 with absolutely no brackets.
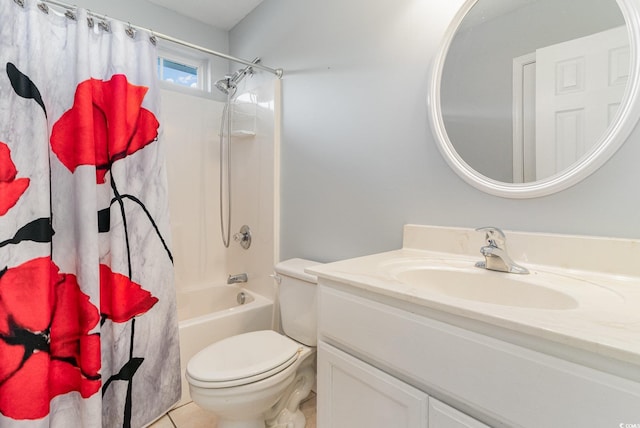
512,53,537,183
535,26,629,180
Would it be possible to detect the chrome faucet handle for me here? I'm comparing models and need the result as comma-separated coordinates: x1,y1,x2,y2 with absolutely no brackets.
233,225,252,250
475,226,529,274
475,226,506,249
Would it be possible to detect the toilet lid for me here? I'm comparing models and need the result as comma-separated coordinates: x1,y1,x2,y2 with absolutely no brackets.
186,330,301,383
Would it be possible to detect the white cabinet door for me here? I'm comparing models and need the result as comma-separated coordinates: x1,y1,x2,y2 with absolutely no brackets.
317,342,428,428
428,398,490,428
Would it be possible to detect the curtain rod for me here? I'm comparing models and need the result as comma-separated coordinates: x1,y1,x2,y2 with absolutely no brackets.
38,0,283,78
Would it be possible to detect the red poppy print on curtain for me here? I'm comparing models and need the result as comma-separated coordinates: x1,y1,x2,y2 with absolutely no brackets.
100,264,158,323
2,9,179,423
0,257,101,420
50,74,159,184
0,141,29,215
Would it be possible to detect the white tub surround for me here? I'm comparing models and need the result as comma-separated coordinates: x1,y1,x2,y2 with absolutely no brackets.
309,225,640,428
163,75,281,304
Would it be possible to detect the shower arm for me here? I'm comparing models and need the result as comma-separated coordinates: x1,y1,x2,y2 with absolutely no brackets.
231,58,261,83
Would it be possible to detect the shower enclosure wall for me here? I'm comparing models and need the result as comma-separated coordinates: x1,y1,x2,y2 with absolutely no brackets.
162,72,280,298
160,73,281,404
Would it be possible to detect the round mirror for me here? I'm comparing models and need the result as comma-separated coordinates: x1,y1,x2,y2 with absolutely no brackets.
429,0,640,198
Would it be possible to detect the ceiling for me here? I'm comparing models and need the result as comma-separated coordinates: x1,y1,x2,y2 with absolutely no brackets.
147,0,264,30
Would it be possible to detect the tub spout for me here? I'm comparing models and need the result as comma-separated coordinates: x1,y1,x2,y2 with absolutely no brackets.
227,273,248,284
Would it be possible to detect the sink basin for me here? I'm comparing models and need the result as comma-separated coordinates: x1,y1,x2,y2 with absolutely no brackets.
393,266,579,310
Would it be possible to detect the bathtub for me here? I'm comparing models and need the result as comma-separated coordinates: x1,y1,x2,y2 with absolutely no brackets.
175,285,274,406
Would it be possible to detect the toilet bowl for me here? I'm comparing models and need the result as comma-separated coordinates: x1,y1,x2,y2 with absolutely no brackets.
186,258,321,428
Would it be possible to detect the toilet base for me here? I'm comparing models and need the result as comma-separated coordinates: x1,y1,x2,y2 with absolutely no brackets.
215,363,313,428
266,359,315,428
218,420,265,428
267,409,305,428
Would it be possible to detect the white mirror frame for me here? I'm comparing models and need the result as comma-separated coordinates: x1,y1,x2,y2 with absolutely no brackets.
428,0,640,198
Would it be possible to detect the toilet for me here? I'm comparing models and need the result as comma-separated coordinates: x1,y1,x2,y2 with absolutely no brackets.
185,258,321,428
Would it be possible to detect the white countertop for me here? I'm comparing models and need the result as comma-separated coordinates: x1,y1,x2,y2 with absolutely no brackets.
307,225,640,372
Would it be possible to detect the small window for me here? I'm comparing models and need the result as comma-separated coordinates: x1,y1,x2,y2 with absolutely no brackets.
157,43,211,94
158,58,199,88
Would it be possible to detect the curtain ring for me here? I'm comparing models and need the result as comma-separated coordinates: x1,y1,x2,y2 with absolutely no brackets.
149,30,157,46
13,0,25,8
125,22,136,39
37,2,49,14
98,16,111,32
64,10,76,20
87,16,94,28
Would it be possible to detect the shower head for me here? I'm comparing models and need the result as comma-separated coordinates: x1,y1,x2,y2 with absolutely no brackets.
214,58,261,96
214,76,237,96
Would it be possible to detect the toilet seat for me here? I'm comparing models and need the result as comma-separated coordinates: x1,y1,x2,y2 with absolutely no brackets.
186,330,302,388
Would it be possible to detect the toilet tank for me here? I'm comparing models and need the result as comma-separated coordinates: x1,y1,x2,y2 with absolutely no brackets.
274,258,322,346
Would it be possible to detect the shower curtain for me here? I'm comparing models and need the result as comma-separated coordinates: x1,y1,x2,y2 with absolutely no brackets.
0,1,180,427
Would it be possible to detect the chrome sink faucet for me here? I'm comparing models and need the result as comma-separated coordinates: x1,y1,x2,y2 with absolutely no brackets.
475,227,529,274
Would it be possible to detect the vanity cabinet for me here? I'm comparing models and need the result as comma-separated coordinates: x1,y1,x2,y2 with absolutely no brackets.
318,341,489,428
318,342,429,428
316,280,640,428
428,398,490,428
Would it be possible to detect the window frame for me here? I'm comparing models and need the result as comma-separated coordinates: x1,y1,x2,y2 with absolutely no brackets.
157,42,212,96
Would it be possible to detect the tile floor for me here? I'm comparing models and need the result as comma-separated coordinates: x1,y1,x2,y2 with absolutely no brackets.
150,393,316,428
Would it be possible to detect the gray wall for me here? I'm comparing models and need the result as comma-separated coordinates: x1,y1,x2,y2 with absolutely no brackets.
230,0,640,263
